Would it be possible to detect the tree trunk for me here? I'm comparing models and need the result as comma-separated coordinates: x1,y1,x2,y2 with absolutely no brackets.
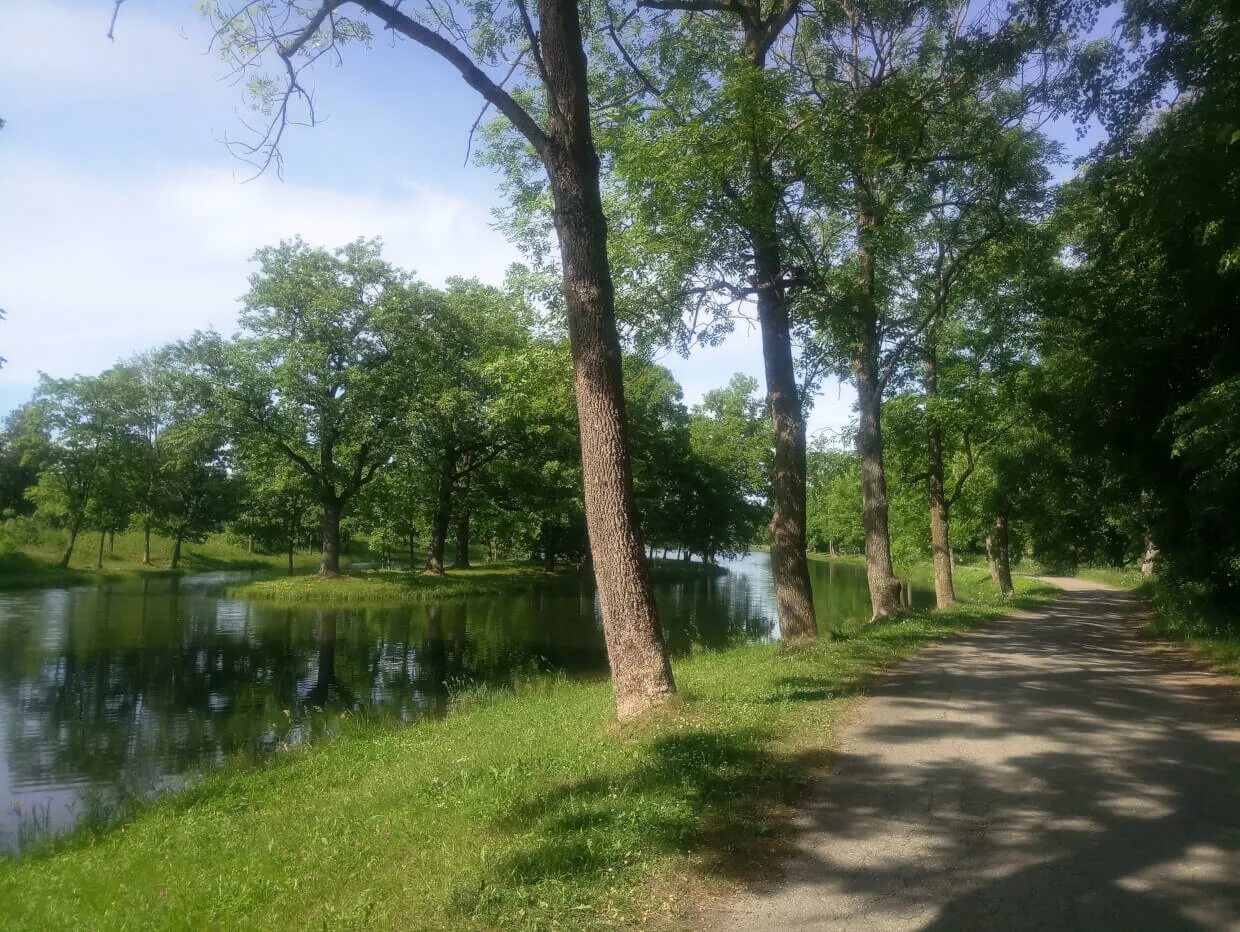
740,32,818,645
924,345,956,608
288,536,295,575
170,534,183,570
829,540,840,558
455,506,471,569
408,532,417,572
538,0,675,718
141,521,152,565
1141,535,1157,576
247,535,254,554
96,529,106,569
108,528,116,556
425,454,453,575
985,533,1001,586
993,512,1014,596
854,361,902,619
853,204,902,621
60,519,82,569
320,496,342,576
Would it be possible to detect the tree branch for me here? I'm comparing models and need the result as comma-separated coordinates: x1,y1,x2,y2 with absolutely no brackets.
345,0,551,159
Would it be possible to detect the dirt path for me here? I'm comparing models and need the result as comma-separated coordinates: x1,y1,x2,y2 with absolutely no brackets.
719,579,1240,930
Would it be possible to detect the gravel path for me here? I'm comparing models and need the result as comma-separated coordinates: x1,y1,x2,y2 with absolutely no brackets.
720,578,1240,931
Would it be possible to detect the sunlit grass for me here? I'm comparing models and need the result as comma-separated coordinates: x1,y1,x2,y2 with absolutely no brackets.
0,528,323,589
0,567,1053,930
228,559,725,604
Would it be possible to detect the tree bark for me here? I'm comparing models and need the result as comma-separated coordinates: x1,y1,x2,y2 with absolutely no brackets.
320,496,342,576
924,345,957,608
853,206,902,620
538,0,674,718
740,31,818,645
455,495,471,568
141,521,152,565
854,359,902,619
97,529,106,569
993,512,1014,596
60,520,82,569
985,532,1001,586
170,534,183,570
425,454,453,575
108,528,115,556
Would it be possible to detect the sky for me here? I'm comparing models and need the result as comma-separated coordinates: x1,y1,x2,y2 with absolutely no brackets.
0,0,1099,439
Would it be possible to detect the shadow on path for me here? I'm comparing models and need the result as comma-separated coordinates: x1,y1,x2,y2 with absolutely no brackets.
723,579,1240,931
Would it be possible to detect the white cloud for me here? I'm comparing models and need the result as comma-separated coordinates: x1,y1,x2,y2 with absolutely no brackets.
0,155,521,391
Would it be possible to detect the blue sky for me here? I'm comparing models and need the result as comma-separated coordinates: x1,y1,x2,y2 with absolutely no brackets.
0,0,1099,437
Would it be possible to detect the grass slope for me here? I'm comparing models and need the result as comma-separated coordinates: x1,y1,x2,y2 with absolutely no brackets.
0,567,1053,930
0,528,323,589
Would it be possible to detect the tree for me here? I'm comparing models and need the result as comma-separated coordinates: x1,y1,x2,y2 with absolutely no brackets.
202,239,427,576
794,0,1074,617
25,371,137,568
586,0,819,641
205,0,676,718
408,280,531,575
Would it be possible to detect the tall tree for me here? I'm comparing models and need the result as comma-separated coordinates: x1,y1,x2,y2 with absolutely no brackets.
588,0,819,641
200,239,426,576
204,0,676,716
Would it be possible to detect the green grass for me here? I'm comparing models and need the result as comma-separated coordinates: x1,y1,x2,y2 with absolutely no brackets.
227,559,726,604
0,567,1054,930
0,528,327,590
1138,580,1240,677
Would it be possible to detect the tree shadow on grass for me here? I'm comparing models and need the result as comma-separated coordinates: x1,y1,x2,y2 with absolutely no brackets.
456,588,1240,929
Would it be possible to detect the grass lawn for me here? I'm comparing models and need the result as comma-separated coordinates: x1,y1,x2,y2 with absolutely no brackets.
0,528,324,589
227,559,725,604
0,567,1055,931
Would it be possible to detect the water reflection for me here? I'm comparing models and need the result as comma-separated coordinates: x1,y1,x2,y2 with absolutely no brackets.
0,553,928,850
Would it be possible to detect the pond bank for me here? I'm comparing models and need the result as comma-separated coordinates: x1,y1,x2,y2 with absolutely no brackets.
0,568,1055,930
226,558,727,603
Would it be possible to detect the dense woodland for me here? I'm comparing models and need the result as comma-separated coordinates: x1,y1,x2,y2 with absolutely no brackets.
0,0,1235,719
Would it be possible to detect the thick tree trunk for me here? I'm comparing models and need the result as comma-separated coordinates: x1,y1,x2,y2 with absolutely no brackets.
425,454,453,575
320,496,342,576
538,0,674,718
60,520,82,569
854,362,902,619
170,534,183,570
829,540,840,558
141,521,152,565
96,529,106,569
924,347,956,608
993,512,1014,596
455,507,471,569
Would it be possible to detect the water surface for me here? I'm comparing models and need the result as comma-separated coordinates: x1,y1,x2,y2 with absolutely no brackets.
0,553,929,850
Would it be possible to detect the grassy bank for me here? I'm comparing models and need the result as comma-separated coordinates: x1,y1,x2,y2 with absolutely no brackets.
1138,581,1240,677
0,528,325,590
0,567,1054,930
227,559,726,604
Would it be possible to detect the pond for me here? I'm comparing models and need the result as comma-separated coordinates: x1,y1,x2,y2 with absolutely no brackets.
0,553,931,852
